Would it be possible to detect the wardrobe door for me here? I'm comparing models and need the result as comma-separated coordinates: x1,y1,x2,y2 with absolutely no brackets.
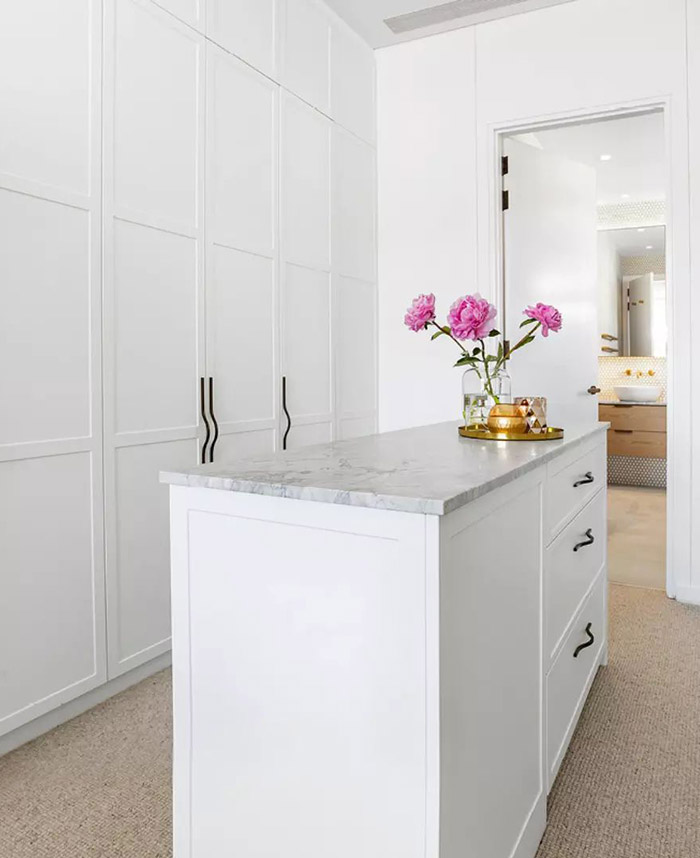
332,126,377,440
280,92,333,449
205,43,278,462
103,0,205,678
0,0,106,735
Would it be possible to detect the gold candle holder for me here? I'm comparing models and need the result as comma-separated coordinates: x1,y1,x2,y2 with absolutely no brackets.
487,403,528,435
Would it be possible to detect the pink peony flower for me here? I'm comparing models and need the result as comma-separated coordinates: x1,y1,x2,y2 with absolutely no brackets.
448,294,497,341
404,293,436,331
524,303,563,337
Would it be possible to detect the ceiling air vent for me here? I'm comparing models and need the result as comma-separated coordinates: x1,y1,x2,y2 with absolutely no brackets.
384,0,536,34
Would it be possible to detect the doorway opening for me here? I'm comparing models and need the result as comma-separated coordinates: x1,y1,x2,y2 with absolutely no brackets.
498,107,669,594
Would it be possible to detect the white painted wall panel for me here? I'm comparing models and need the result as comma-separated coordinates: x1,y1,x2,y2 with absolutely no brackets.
112,440,196,669
0,0,92,195
282,94,331,270
282,264,332,419
208,246,276,425
282,0,331,113
208,47,277,257
0,453,105,733
333,127,375,282
336,276,376,418
113,221,198,435
207,0,277,77
113,0,199,228
0,192,91,445
376,29,478,432
331,19,376,144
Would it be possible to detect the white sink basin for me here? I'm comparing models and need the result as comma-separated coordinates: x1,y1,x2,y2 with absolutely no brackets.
613,385,662,403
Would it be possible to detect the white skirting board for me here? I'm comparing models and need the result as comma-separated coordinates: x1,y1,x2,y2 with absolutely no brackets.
0,652,171,758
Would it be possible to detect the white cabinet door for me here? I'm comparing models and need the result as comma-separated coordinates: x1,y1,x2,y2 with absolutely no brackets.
281,0,331,114
335,276,377,439
281,93,333,448
207,0,277,79
103,0,205,677
206,44,279,462
0,0,106,736
503,137,598,428
332,126,376,284
330,20,376,144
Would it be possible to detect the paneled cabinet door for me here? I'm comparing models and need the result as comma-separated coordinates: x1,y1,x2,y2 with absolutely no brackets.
205,44,278,462
103,0,205,678
0,0,106,736
280,92,333,449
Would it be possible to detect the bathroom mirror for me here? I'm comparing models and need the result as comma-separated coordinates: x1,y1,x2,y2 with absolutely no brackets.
597,225,667,357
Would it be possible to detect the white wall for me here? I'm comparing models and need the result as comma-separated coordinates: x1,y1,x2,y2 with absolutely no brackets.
377,0,698,601
377,29,477,432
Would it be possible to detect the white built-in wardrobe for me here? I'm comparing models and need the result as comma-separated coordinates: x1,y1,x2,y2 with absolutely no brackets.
0,0,376,744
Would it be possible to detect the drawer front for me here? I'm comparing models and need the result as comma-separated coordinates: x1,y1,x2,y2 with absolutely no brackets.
599,404,666,433
546,489,606,661
547,571,605,788
546,438,606,543
608,428,667,458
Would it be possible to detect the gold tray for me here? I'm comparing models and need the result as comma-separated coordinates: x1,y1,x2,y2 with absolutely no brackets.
458,425,564,441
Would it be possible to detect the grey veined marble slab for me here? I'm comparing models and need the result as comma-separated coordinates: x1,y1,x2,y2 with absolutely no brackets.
161,421,609,516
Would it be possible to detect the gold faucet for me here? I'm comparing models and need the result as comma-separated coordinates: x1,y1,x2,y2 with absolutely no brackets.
625,369,656,378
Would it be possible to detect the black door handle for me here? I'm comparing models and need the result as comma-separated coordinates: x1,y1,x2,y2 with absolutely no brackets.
573,471,594,488
573,622,595,658
282,376,292,451
573,529,595,552
200,377,212,465
208,377,219,464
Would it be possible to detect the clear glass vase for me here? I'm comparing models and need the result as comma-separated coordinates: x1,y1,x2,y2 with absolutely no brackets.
462,366,512,427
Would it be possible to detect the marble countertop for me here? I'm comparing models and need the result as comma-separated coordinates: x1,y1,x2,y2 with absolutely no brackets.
161,421,608,516
599,400,666,407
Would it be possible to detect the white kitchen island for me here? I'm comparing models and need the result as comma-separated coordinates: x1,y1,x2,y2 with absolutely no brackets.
162,421,609,858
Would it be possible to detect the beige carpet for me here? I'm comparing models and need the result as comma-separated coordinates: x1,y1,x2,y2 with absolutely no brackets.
1,586,699,857
0,671,172,857
608,486,667,591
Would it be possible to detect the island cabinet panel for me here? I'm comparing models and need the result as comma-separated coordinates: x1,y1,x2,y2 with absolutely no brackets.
438,473,546,858
171,489,430,858
166,424,609,858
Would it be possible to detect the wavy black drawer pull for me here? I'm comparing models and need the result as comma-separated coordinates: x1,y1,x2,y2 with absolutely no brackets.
282,376,291,451
208,377,219,464
573,623,595,658
573,528,595,552
573,471,594,488
200,377,212,465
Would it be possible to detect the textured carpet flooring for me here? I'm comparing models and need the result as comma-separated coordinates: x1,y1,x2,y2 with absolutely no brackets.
1,585,699,857
0,671,172,857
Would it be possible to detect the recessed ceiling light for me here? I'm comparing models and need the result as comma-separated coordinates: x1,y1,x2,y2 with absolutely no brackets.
637,228,646,233
600,154,612,161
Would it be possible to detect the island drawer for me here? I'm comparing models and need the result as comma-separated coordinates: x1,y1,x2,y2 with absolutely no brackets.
545,437,606,543
546,571,605,789
545,489,606,664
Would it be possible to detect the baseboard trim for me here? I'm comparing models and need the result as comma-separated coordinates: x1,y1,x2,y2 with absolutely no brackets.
674,586,700,606
0,651,171,757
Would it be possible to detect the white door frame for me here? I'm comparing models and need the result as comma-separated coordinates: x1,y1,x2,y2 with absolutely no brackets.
483,97,679,600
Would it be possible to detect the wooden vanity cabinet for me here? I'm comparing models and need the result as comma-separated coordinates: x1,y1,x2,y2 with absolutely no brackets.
599,404,667,458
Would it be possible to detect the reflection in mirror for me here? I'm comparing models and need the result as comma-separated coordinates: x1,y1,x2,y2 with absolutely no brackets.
597,225,666,357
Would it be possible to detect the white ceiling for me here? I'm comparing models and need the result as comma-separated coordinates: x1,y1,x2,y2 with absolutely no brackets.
518,112,666,205
323,0,576,48
603,226,665,257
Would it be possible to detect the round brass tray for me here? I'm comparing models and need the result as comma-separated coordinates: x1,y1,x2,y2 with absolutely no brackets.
458,425,564,441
